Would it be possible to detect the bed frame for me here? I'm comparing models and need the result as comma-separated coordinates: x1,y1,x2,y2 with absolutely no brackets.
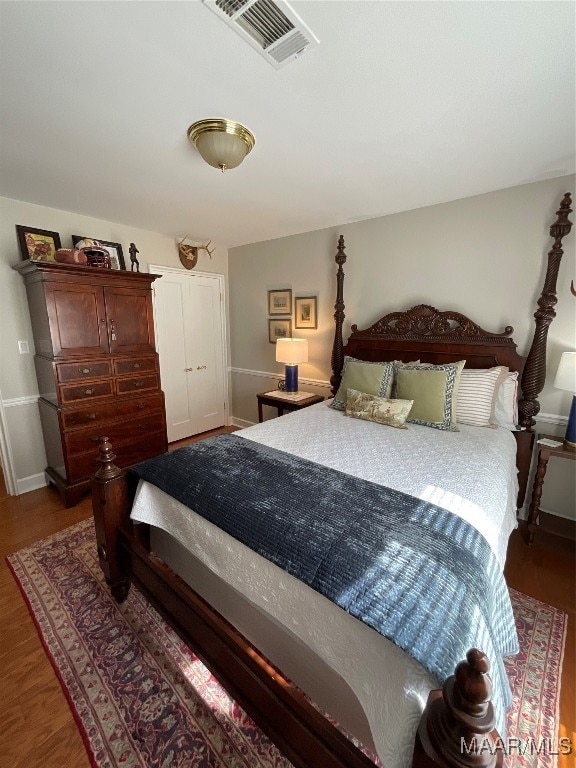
92,192,572,768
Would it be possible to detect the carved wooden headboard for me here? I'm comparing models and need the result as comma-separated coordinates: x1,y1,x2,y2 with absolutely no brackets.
330,193,573,508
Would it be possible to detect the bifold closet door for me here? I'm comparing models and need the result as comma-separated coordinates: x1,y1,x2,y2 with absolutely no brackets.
152,269,226,442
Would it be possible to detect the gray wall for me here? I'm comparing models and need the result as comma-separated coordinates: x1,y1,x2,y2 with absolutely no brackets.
229,176,575,519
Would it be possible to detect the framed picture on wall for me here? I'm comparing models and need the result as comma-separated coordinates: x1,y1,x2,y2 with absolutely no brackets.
16,225,61,262
72,236,126,270
294,296,318,329
268,318,292,344
268,289,292,315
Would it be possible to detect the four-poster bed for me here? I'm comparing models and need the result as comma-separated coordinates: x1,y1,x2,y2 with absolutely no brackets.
91,193,572,768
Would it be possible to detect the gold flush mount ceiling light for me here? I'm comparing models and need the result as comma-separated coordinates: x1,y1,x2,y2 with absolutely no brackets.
187,118,255,172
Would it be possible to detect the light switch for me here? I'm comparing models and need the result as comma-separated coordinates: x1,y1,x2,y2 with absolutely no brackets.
18,340,30,354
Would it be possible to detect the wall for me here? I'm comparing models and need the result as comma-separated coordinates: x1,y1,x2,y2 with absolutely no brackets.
229,176,575,519
0,196,229,493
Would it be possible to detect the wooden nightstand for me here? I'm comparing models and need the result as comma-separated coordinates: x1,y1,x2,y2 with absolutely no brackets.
527,434,576,544
257,391,324,423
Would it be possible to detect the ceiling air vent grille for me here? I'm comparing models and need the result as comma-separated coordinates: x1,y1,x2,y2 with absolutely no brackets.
204,0,319,69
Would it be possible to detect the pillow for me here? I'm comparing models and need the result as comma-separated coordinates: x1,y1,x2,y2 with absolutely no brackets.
394,360,465,431
492,371,519,430
331,357,394,411
345,389,414,429
456,366,509,427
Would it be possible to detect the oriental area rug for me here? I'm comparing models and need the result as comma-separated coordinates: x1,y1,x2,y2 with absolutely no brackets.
7,520,567,768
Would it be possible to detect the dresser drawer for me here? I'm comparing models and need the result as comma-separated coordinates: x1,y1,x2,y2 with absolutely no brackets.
116,374,159,395
57,360,112,383
59,380,114,404
61,394,164,430
66,430,167,483
65,412,166,456
114,357,157,376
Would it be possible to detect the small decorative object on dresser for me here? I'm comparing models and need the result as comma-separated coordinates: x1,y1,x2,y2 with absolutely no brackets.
72,236,126,270
294,296,318,329
129,242,140,272
16,225,61,261
268,289,292,315
12,259,168,507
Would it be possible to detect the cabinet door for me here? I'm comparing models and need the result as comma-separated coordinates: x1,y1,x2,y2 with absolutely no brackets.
104,286,156,354
45,282,109,357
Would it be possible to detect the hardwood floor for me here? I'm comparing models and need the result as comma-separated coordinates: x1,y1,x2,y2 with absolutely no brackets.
0,446,574,768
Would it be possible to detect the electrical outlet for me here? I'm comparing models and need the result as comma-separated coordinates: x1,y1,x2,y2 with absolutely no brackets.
18,340,30,354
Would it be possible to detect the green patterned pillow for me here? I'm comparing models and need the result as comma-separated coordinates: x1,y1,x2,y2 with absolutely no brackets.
331,357,394,411
395,360,465,431
345,389,414,429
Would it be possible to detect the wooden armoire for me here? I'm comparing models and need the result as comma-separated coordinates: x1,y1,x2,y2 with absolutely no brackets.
14,260,168,506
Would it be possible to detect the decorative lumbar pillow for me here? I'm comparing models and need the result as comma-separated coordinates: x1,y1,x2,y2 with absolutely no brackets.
456,366,509,427
395,360,465,431
345,389,414,429
491,371,519,430
331,357,394,411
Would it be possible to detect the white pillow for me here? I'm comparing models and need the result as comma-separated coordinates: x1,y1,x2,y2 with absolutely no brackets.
491,371,519,430
456,366,509,427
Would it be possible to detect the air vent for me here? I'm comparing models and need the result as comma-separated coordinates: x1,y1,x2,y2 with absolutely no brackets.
204,0,319,69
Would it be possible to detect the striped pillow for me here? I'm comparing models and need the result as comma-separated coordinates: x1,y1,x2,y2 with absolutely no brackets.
456,367,509,427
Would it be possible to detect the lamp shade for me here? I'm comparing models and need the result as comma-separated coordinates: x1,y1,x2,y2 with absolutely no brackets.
554,352,576,392
276,338,308,365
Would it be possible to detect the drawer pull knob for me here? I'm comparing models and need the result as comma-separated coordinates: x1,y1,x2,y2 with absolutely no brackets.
80,367,91,374
87,413,97,420
133,381,144,388
136,403,145,409
133,363,141,369
84,388,96,395
90,435,101,442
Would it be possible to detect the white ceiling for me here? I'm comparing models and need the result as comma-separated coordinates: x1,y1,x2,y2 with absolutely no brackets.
1,1,574,249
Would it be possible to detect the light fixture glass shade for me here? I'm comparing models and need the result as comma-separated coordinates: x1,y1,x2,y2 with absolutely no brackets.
187,119,255,171
276,338,308,364
554,352,576,392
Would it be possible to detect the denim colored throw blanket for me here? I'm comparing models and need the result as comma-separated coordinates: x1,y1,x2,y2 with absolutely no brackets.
130,433,518,737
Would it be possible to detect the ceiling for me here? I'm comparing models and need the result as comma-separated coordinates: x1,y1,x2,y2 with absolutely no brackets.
1,1,574,249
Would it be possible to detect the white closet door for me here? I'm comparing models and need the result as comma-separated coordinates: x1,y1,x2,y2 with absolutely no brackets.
152,268,226,443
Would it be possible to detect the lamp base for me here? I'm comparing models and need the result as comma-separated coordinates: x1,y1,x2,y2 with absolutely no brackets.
564,395,576,450
284,365,299,393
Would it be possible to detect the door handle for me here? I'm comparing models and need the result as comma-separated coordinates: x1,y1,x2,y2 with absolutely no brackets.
184,367,193,372
196,365,207,370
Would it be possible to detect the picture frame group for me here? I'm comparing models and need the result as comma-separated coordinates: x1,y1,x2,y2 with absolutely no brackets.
267,288,318,341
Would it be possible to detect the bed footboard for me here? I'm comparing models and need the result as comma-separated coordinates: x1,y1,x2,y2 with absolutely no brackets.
91,437,503,768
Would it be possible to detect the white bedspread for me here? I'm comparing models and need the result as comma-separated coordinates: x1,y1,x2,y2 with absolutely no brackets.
131,402,519,768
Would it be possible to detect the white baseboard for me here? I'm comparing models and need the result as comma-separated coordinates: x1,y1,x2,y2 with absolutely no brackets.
230,416,255,429
16,472,48,495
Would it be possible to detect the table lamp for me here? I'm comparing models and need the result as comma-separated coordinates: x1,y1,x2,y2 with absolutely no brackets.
554,351,576,450
276,338,308,393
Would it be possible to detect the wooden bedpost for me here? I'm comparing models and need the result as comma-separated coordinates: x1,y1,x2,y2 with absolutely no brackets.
330,235,347,396
92,437,132,602
519,192,573,429
413,649,503,768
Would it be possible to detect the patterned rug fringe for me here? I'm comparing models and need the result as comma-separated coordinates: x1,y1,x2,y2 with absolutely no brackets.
7,519,567,768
